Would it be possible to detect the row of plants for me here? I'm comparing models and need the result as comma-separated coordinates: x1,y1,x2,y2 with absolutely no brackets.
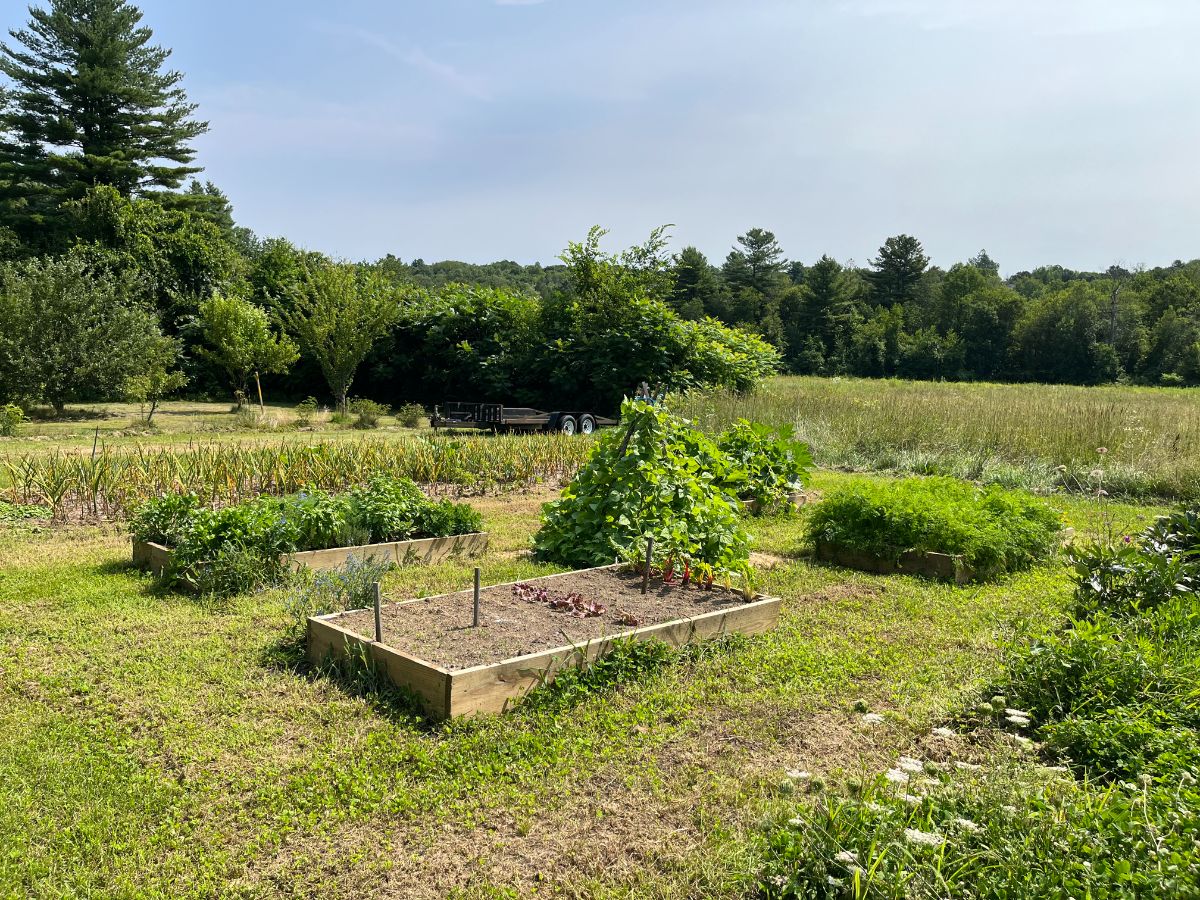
806,475,1064,576
130,475,481,595
756,506,1200,897
1,434,590,521
534,399,811,584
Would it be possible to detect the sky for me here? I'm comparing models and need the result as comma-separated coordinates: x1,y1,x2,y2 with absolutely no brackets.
106,0,1200,272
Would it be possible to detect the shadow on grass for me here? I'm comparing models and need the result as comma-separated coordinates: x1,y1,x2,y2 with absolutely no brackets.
259,630,436,729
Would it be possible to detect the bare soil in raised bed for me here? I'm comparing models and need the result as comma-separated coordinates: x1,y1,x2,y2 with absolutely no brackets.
328,567,756,669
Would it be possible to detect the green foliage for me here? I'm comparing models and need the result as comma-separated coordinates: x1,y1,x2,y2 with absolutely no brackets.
196,293,298,407
395,402,425,428
0,0,207,251
349,398,389,430
535,399,750,578
0,255,168,413
285,555,394,637
122,335,187,424
294,396,318,427
518,638,676,714
757,757,1200,899
807,476,1062,575
0,402,23,436
284,262,400,411
715,419,812,510
0,499,45,521
131,476,481,594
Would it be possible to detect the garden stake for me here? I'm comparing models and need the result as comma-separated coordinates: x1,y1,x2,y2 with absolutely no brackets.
473,567,481,627
373,582,382,643
642,536,654,595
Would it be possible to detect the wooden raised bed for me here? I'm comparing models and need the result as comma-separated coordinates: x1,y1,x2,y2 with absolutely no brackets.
307,564,781,719
132,532,489,579
815,541,977,584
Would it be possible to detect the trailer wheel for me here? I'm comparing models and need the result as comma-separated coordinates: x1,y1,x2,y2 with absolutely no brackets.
558,415,577,435
579,414,596,435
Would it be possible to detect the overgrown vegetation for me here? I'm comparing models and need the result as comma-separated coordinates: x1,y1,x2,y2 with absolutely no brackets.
715,420,812,512
129,476,480,593
534,400,754,581
757,505,1200,899
807,476,1062,575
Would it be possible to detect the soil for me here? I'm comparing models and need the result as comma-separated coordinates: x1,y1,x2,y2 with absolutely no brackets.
328,567,757,669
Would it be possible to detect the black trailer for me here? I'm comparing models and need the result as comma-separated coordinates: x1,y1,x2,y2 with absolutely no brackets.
431,402,617,435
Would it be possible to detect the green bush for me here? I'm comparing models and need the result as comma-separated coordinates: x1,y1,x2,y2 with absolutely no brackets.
535,399,750,582
0,403,23,436
715,419,812,512
806,476,1062,575
294,396,318,427
395,402,425,428
130,476,481,594
349,398,389,429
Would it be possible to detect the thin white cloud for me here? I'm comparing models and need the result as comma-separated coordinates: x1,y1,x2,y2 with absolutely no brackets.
495,0,549,5
316,22,491,100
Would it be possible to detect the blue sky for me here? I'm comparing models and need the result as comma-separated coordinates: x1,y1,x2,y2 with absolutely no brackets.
124,0,1200,272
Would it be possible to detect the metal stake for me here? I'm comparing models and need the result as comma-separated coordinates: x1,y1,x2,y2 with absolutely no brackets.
373,582,383,643
642,536,654,595
473,567,482,627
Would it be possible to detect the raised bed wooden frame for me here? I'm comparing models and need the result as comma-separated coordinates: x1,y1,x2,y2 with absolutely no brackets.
815,541,976,584
306,564,782,719
132,532,490,580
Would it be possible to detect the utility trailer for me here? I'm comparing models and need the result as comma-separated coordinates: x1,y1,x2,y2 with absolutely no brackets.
431,402,617,435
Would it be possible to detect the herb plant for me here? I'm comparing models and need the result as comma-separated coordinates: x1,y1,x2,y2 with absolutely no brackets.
806,476,1062,575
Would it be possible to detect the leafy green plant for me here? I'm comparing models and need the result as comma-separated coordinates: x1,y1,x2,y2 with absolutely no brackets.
806,476,1062,576
350,398,389,429
395,402,425,428
285,555,393,637
129,492,202,546
0,499,46,521
1,402,25,436
294,396,318,427
715,419,812,512
534,399,750,580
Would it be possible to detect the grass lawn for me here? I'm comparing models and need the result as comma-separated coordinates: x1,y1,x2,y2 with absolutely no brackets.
0,472,1165,899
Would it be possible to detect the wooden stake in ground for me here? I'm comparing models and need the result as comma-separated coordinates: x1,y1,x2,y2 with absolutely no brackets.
473,567,481,627
642,536,654,595
373,582,383,643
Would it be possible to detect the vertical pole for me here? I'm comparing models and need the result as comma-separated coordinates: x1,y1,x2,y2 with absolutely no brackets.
91,426,99,461
373,582,382,643
642,536,654,595
473,567,481,627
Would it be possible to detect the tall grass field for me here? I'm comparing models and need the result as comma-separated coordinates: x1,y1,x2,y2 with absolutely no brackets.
676,376,1200,500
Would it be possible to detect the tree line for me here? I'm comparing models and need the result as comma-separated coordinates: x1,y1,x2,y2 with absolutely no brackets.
1,0,1196,428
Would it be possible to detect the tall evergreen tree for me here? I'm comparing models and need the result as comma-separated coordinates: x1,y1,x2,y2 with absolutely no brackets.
869,234,929,307
670,246,724,320
0,0,207,250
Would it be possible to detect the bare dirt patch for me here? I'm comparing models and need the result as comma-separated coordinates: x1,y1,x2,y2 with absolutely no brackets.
330,568,757,669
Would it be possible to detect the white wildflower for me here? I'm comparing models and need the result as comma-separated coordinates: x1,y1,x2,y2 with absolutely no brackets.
861,713,885,725
951,817,981,833
1005,708,1032,718
932,727,956,738
955,761,983,771
834,850,859,865
788,817,803,826
770,874,787,888
898,756,925,773
885,768,910,784
865,802,887,813
1001,805,1018,816
827,875,844,887
1181,771,1197,785
904,828,945,848
902,793,923,806
1006,714,1031,727
1139,773,1153,787
786,769,811,781
1089,469,1104,480
915,777,942,793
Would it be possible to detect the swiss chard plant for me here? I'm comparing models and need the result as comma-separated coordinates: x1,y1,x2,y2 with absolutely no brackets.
534,399,752,584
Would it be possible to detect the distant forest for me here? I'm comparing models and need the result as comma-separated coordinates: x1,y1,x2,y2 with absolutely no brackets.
384,233,1200,389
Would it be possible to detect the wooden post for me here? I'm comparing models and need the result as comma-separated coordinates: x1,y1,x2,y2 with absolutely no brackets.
373,582,383,643
255,371,265,414
642,536,654,595
473,567,481,627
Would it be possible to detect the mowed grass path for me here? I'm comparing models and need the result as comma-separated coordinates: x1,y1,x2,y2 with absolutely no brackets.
0,478,1164,899
679,376,1200,500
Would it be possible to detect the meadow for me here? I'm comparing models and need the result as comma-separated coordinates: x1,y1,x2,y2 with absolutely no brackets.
677,376,1200,500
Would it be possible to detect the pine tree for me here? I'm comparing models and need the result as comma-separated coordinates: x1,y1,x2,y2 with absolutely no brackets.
869,234,929,307
0,0,207,250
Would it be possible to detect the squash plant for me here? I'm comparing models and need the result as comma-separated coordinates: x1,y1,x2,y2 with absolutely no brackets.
534,399,751,582
716,419,812,512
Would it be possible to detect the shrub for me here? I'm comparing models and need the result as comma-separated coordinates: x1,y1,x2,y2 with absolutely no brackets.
715,419,812,512
535,399,751,581
414,499,483,537
349,398,389,429
0,402,24,436
129,491,202,546
395,402,425,428
806,476,1062,575
294,396,318,427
